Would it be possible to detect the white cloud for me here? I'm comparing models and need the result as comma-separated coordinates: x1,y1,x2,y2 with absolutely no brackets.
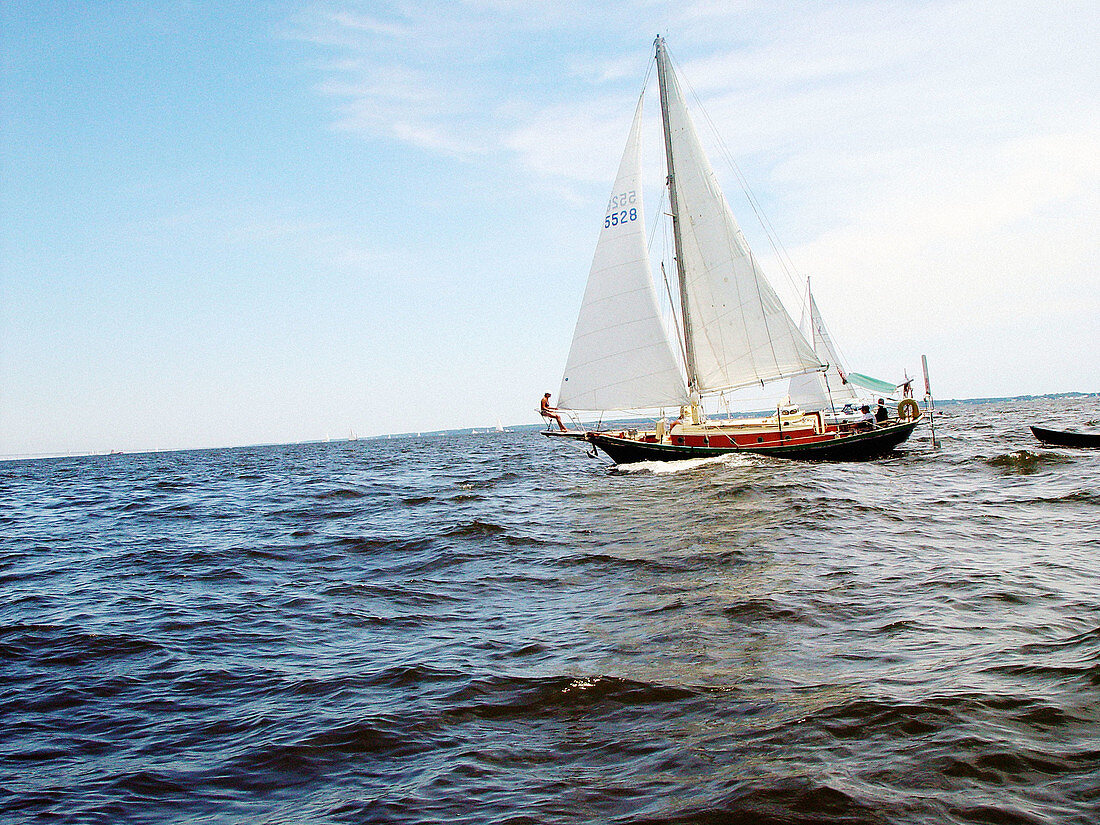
325,9,412,37
504,96,640,182
780,129,1100,396
286,0,1099,400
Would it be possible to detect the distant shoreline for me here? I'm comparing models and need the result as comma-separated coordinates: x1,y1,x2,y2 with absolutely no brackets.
3,392,1097,462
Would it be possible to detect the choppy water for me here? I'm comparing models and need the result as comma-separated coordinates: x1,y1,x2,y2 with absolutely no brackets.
3,396,1099,824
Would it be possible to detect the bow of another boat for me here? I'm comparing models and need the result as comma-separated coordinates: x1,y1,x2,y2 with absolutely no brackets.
1030,425,1100,449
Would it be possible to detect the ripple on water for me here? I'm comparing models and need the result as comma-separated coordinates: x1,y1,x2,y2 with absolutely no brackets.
2,397,1099,824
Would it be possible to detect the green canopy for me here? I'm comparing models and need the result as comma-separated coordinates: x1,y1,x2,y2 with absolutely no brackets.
847,372,899,394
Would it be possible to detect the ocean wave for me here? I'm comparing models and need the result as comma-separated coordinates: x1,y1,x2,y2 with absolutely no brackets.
1,623,163,666
722,597,814,625
810,697,952,738
806,691,1098,760
986,450,1075,473
1017,625,1100,654
644,778,886,825
105,769,191,798
554,550,686,573
319,581,462,607
439,519,507,539
332,535,435,555
366,663,469,689
152,479,193,491
311,487,370,501
272,505,362,521
224,716,435,785
442,674,701,721
447,492,486,503
1032,490,1100,506
982,660,1100,688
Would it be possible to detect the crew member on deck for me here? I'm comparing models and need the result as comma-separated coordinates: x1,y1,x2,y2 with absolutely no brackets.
540,393,567,431
875,398,890,423
858,405,875,430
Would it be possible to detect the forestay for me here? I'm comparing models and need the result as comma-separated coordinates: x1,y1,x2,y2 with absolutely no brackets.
558,96,689,411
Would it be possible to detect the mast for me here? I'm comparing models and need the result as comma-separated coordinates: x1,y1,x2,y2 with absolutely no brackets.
654,36,698,394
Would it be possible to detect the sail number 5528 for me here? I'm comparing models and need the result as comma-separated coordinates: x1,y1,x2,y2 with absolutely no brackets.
605,191,637,228
605,208,638,228
607,188,642,224
605,190,637,228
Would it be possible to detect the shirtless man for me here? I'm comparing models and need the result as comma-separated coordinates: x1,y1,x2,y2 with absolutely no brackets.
540,393,567,431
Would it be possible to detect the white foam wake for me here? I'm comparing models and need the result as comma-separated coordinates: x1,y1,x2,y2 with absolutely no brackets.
613,452,753,475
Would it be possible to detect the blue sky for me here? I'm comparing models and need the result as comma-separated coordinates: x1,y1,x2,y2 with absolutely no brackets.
2,1,1097,456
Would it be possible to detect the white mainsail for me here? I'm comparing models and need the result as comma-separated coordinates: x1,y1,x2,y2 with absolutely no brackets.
558,96,689,411
656,42,825,395
788,280,860,411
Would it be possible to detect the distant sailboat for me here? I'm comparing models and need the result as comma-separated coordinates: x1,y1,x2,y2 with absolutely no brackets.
546,37,922,463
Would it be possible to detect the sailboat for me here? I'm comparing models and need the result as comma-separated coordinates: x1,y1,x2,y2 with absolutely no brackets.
547,37,922,464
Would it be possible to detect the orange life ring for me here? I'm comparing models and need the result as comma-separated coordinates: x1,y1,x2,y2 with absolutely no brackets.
897,398,920,421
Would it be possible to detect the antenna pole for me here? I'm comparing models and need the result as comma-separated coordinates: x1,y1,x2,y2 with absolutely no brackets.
922,354,939,449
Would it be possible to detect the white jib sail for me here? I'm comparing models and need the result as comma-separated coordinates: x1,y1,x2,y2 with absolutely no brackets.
558,95,689,412
788,282,860,410
660,57,824,394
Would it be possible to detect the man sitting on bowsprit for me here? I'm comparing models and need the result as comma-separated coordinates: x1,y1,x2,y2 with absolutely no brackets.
540,393,567,431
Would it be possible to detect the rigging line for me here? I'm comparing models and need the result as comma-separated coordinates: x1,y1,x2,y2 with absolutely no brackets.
647,186,685,374
714,121,804,302
823,366,840,423
747,248,785,377
646,180,666,254
705,109,803,296
641,49,655,94
807,285,859,392
674,59,806,303
661,195,685,372
661,260,690,377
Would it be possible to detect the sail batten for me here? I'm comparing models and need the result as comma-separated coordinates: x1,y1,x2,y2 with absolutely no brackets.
557,94,689,412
